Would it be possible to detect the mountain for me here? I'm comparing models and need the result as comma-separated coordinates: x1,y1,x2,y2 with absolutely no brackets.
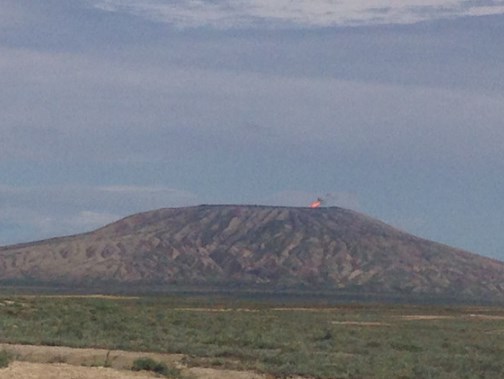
0,205,503,299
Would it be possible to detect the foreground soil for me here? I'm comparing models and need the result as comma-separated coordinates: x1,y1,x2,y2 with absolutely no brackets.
0,361,158,379
0,343,270,379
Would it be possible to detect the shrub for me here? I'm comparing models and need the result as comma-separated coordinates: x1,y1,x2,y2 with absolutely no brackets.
0,350,12,368
132,357,182,378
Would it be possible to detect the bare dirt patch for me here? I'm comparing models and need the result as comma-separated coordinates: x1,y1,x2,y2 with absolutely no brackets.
0,343,182,370
173,308,259,312
399,314,504,321
467,314,504,320
0,344,270,379
271,307,336,312
187,367,267,379
399,315,455,321
186,368,305,379
0,361,157,379
331,321,389,326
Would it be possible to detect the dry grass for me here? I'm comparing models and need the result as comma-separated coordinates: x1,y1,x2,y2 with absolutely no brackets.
1,295,504,378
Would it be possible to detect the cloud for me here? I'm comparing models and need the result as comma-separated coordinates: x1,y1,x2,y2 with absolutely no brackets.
0,185,199,245
2,44,504,166
0,2,31,30
68,211,121,229
90,0,504,28
0,185,198,213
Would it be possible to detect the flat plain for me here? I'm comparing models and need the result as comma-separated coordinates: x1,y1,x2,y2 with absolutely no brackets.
0,294,503,378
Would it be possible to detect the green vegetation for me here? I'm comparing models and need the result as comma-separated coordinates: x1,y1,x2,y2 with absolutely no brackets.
132,357,183,378
0,295,503,378
0,350,11,368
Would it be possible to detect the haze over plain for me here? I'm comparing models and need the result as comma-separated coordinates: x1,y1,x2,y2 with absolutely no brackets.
0,0,503,260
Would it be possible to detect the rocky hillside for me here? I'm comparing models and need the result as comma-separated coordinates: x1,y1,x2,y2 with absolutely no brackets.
0,205,503,299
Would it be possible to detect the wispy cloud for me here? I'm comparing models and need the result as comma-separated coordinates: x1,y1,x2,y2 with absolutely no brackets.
90,0,504,28
0,185,199,245
2,43,504,165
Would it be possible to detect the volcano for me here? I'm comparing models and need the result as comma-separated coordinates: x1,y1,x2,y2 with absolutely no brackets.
0,205,503,300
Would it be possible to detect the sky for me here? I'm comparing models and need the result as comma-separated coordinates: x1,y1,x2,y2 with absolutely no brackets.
1,0,503,260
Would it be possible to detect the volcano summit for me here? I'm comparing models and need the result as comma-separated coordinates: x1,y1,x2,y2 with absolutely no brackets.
0,205,503,300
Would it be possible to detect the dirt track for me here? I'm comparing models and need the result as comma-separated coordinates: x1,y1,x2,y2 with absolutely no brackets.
0,361,270,379
0,343,270,379
0,343,183,369
0,361,158,379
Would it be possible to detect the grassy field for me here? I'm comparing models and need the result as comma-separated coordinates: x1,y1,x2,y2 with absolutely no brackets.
0,294,503,378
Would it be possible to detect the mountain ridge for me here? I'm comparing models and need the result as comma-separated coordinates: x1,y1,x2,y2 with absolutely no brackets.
0,205,503,300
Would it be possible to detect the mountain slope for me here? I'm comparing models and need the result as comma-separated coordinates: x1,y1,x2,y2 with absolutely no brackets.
0,205,503,298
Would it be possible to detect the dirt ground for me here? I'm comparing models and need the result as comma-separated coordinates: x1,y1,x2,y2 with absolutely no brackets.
0,343,272,379
0,361,270,379
399,315,455,320
331,321,389,326
0,361,158,379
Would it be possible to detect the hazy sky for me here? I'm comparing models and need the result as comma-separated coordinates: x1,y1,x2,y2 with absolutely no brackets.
1,0,503,260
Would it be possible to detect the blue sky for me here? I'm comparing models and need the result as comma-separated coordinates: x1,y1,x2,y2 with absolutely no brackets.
1,0,503,260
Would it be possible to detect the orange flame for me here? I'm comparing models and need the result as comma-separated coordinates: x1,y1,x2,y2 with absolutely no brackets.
310,200,321,208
